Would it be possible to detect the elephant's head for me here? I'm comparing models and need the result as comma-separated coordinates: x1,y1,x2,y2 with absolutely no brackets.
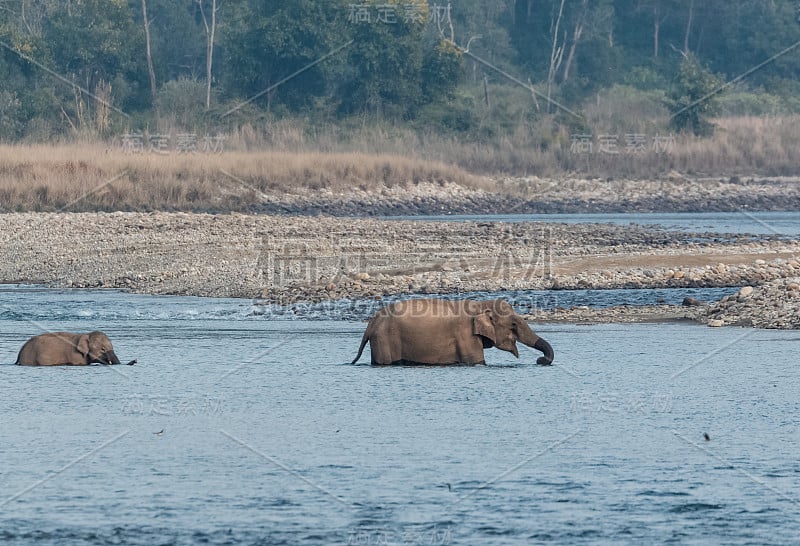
473,299,554,365
78,331,121,365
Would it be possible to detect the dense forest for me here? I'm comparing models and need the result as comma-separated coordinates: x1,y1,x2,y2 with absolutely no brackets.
1,0,799,142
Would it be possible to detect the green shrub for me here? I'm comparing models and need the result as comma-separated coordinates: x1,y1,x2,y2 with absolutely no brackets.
155,78,209,130
717,91,787,116
667,54,725,136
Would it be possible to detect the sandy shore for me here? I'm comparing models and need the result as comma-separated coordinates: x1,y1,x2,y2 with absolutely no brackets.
1,209,798,328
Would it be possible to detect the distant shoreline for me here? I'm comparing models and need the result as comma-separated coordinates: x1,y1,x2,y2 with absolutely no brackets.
250,177,800,217
1,211,798,328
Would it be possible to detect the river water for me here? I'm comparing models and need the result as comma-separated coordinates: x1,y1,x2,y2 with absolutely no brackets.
1,284,799,545
386,211,800,237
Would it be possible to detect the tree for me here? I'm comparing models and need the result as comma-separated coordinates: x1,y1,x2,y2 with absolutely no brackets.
197,0,219,110
141,0,156,104
0,2,51,138
682,0,694,55
7,0,148,132
560,0,614,82
141,0,207,83
221,0,348,112
667,53,723,136
446,0,516,74
545,0,566,112
632,0,672,60
421,38,464,101
340,0,430,118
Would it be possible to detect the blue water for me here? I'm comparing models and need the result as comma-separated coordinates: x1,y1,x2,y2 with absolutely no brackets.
1,287,799,544
386,212,800,237
254,287,739,321
0,285,738,322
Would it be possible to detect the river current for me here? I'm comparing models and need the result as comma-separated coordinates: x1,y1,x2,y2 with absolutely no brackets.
1,283,799,545
2,211,800,545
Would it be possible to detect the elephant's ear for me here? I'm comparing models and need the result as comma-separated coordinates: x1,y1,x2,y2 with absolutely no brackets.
473,310,496,344
75,335,90,357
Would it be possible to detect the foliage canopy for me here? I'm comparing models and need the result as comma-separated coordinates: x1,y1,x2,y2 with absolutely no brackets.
0,0,799,140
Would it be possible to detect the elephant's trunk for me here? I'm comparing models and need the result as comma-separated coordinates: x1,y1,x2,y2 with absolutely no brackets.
106,350,121,365
516,320,554,366
533,337,554,366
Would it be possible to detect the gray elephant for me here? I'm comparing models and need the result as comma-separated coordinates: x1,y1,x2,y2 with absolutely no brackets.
16,331,126,366
351,298,554,366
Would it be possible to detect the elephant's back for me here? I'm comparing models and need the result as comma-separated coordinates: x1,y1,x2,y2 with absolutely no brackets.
16,332,75,365
379,299,466,338
382,298,465,318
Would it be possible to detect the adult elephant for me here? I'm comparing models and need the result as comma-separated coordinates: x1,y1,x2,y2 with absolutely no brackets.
351,298,554,366
16,331,125,366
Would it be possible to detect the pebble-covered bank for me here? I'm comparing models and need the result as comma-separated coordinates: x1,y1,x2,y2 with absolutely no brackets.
552,277,799,329
1,211,798,328
704,279,800,328
252,177,800,216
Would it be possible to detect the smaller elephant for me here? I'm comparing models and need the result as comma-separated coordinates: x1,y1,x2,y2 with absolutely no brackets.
351,298,554,366
16,331,127,366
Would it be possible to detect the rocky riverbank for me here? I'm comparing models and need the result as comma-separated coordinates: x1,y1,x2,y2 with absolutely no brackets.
704,279,800,328
1,211,799,328
252,176,800,216
524,281,800,329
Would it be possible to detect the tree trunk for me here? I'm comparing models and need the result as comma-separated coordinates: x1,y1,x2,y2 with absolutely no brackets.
205,0,216,110
683,0,694,55
653,5,660,59
198,0,217,110
563,0,591,82
141,0,157,104
561,11,585,83
546,0,566,112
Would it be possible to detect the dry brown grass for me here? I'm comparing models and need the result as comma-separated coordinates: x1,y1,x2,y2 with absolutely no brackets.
667,116,800,176
450,115,800,178
0,144,480,212
228,114,800,178
1,114,799,212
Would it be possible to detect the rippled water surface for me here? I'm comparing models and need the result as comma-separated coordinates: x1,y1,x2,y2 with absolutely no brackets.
1,287,799,545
